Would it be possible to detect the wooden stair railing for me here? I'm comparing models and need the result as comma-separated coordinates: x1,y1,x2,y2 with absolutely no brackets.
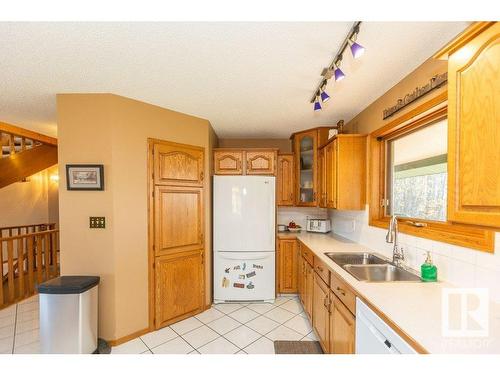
0,223,56,238
0,121,58,189
0,229,60,308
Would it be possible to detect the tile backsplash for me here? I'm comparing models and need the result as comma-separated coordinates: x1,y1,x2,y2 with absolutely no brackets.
277,207,328,229
328,207,500,302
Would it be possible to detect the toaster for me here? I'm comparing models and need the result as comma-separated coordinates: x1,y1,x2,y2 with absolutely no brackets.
306,218,331,233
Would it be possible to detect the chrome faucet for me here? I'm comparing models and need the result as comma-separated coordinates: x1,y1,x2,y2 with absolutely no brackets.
386,215,404,266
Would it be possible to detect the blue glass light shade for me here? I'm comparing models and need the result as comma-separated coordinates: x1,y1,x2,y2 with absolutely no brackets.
334,66,345,81
320,90,330,103
314,99,322,111
350,41,365,59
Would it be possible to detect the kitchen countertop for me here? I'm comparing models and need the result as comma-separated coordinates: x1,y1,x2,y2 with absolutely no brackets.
278,231,500,354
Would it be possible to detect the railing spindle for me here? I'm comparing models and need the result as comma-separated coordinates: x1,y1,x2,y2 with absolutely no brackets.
36,234,43,285
44,232,50,280
7,240,15,302
18,237,25,299
27,236,35,294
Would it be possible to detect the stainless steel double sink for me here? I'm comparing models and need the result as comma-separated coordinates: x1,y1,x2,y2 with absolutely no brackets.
325,252,421,282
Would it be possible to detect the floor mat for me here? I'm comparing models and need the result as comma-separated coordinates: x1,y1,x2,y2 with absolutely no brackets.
273,340,324,354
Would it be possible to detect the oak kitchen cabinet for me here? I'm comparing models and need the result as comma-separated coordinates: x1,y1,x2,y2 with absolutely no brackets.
330,292,356,354
296,239,357,354
435,22,500,228
313,272,331,352
318,147,327,208
291,127,333,207
213,150,244,175
150,140,206,329
213,148,277,176
298,241,315,320
277,154,295,206
277,238,299,293
323,135,367,211
246,150,277,175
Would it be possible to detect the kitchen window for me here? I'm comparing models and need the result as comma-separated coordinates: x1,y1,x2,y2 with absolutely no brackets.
386,118,448,222
368,94,494,252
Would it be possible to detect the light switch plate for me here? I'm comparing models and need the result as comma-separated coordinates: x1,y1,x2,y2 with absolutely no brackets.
89,216,105,228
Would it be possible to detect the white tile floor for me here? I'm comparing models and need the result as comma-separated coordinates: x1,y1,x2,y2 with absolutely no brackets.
0,294,318,354
0,294,40,354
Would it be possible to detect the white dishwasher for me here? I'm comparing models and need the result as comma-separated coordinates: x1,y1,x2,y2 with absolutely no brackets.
356,298,417,354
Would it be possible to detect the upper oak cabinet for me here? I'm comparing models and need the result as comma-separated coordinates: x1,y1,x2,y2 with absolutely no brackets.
214,148,277,176
277,154,295,206
154,142,204,187
246,150,277,175
323,135,367,211
434,22,500,228
213,150,244,175
291,127,332,207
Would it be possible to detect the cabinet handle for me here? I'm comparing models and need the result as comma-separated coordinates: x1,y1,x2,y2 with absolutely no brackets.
200,171,204,182
323,295,331,312
336,286,346,296
316,265,324,273
290,192,293,200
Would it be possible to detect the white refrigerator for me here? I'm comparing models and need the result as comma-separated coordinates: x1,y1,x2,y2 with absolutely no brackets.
213,175,275,303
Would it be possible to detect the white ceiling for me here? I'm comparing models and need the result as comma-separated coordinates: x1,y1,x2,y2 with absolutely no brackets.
0,22,468,138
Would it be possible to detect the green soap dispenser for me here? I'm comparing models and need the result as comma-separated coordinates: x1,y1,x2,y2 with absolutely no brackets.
421,251,437,282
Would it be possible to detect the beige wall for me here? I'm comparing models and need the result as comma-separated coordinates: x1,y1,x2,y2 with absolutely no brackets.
0,166,59,228
57,94,216,341
218,138,291,153
345,57,448,134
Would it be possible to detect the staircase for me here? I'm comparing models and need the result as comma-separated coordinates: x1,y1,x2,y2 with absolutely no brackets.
0,121,58,189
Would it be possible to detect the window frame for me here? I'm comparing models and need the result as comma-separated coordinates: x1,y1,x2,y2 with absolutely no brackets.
368,93,494,252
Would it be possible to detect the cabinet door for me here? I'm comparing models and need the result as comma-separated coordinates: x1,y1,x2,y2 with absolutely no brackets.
447,23,500,228
277,154,295,206
278,239,298,293
154,142,204,187
304,261,314,319
329,293,355,354
298,254,305,305
214,151,244,175
325,141,337,209
312,273,330,353
294,130,318,206
155,250,204,328
246,151,276,175
154,186,204,256
318,147,327,208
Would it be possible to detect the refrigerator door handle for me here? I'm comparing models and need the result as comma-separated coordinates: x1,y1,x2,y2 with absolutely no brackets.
217,253,272,261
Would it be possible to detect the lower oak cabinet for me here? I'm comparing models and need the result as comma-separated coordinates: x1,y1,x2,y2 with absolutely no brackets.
312,273,331,352
155,250,204,328
297,240,356,354
277,238,299,293
330,293,356,354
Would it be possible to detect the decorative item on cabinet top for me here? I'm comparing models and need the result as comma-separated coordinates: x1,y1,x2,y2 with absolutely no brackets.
213,148,278,176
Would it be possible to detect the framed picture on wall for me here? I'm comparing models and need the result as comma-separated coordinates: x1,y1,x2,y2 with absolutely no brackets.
66,164,104,191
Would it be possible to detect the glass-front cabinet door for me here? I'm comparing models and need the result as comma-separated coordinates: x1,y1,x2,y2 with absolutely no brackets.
294,130,318,206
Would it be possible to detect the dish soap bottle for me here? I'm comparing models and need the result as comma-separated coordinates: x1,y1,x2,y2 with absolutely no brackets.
421,251,437,282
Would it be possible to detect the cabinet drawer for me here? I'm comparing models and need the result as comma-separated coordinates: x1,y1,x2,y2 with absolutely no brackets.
313,256,330,286
330,271,356,315
299,241,314,265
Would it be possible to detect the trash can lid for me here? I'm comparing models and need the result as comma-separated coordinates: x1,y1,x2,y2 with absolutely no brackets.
37,276,100,294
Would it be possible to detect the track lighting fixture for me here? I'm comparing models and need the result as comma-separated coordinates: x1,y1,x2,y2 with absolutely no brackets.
309,21,365,109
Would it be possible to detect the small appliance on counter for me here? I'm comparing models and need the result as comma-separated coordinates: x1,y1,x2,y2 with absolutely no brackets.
277,224,288,232
306,218,331,233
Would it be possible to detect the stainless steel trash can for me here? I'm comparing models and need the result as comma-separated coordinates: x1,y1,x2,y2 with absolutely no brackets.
38,276,100,354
